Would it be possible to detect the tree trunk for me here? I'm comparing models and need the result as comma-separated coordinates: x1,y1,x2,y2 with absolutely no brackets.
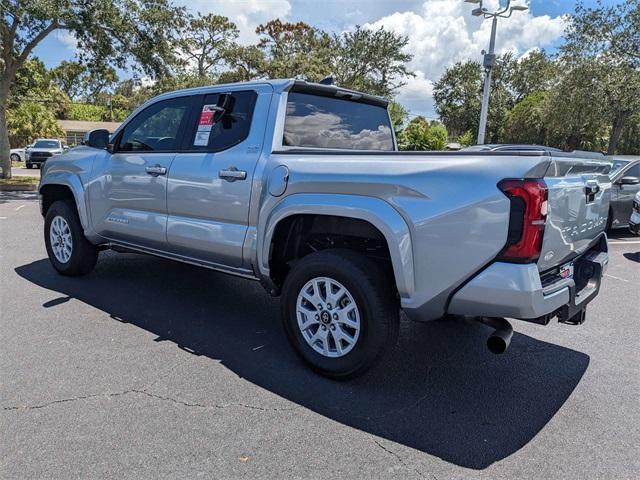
0,86,12,180
607,111,628,155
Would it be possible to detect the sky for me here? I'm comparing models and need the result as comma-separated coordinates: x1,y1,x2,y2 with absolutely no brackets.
33,0,621,118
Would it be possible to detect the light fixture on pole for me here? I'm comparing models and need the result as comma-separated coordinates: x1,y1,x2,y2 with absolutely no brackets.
466,0,528,145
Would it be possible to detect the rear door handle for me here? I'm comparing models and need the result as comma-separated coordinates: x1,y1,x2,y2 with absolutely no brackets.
145,165,167,176
219,167,247,182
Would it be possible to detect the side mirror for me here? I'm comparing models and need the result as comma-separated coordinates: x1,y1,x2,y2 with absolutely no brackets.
84,129,110,150
619,176,640,186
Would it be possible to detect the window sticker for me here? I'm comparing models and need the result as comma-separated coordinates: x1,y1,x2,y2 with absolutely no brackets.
194,104,220,146
194,130,210,146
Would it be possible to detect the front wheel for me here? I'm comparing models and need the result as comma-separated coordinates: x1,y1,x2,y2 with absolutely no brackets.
44,200,98,276
281,249,399,379
10,153,20,162
26,163,33,169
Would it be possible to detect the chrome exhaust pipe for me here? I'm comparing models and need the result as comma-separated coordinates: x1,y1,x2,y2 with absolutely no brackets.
477,317,513,354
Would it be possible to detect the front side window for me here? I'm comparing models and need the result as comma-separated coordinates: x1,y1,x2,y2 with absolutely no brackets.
118,97,190,152
283,92,394,151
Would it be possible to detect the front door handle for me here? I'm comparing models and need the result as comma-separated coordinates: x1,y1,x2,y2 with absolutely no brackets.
145,164,167,176
219,167,247,182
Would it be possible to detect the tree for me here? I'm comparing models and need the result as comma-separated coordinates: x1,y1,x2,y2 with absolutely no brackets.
0,0,185,178
433,61,482,138
398,117,448,151
563,0,640,154
177,14,238,78
6,102,64,147
508,49,560,102
219,45,265,83
332,26,413,97
503,91,549,144
52,61,118,100
7,58,69,117
388,101,409,135
255,19,332,80
545,59,608,151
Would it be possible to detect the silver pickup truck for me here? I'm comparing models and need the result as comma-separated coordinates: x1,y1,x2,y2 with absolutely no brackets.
39,79,611,378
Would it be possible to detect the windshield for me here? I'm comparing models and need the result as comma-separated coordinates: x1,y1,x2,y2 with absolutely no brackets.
33,140,60,149
609,159,630,176
283,92,394,151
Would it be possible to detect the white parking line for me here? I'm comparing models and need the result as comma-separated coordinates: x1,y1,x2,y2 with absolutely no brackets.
609,240,640,245
605,274,630,283
15,204,27,211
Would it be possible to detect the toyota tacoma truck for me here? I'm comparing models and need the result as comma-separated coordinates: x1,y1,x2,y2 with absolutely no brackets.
39,79,611,378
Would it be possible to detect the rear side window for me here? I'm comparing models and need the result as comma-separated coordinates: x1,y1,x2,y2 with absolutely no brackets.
283,92,394,151
118,97,191,152
186,91,257,152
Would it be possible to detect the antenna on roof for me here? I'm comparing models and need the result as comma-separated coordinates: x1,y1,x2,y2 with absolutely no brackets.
319,75,334,85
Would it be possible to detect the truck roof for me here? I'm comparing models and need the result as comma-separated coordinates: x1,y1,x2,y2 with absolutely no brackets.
151,78,389,107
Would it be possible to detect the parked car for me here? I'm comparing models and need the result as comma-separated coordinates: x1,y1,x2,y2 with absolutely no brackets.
26,139,68,169
10,145,30,162
606,157,640,229
462,144,563,152
39,79,611,378
629,191,640,235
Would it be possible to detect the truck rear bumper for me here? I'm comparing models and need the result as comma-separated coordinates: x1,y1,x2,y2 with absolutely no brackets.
447,238,608,322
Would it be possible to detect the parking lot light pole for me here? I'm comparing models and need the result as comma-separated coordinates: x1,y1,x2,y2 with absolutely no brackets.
465,0,528,144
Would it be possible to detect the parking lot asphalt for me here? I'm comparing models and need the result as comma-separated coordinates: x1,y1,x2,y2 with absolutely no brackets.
11,167,41,178
1,192,639,479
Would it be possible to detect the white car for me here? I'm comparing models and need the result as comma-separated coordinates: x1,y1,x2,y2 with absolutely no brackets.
10,146,30,162
630,191,640,235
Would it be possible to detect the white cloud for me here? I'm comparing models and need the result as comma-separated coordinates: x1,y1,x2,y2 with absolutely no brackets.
54,30,78,53
365,0,567,117
182,0,292,44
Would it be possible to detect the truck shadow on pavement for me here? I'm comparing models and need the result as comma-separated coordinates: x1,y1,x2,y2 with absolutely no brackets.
16,253,589,470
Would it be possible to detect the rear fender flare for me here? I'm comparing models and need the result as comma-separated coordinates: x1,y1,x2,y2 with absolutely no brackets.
258,193,414,300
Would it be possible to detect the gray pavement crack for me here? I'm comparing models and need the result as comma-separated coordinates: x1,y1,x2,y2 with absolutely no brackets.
3,389,300,413
373,439,431,479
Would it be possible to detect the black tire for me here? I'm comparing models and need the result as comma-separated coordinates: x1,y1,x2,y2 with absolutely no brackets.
26,163,33,169
281,249,399,379
10,153,20,162
44,200,98,276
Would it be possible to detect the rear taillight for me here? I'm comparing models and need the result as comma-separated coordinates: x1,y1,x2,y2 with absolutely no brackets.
498,179,548,262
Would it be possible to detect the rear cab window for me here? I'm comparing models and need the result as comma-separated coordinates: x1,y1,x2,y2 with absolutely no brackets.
283,91,394,151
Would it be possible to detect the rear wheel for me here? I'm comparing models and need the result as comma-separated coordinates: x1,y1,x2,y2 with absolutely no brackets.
281,249,399,379
10,153,20,162
44,200,98,276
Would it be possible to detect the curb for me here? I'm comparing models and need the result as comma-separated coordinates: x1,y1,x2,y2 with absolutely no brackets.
0,183,38,192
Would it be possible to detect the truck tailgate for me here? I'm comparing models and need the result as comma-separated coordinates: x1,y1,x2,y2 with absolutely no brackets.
538,159,611,271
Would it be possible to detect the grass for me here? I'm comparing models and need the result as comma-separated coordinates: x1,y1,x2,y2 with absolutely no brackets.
0,176,39,185
13,161,26,168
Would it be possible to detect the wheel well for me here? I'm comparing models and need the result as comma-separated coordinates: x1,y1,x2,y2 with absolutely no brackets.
269,214,395,291
40,184,76,216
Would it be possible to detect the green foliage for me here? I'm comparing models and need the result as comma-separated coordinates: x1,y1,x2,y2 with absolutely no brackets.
457,130,475,147
504,92,549,145
178,14,239,77
388,101,409,134
562,0,640,153
7,102,64,146
332,26,413,97
255,19,333,81
398,117,448,151
433,61,482,138
8,58,69,117
52,61,119,100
